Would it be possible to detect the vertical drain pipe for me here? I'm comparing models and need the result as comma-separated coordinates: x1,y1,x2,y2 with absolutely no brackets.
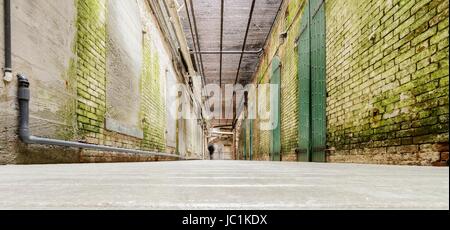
3,0,12,82
17,74,30,142
17,74,186,159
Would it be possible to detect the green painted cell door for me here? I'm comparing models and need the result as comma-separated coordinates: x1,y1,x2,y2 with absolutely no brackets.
297,0,311,162
270,57,282,161
249,119,253,160
242,117,247,160
297,0,326,162
310,0,326,162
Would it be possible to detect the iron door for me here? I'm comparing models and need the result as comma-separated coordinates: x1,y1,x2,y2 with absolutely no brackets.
248,119,253,160
310,0,326,162
270,57,282,161
297,0,326,162
243,117,247,160
297,1,311,162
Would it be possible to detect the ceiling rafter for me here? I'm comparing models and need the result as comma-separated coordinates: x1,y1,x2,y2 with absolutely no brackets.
176,0,282,127
234,0,256,85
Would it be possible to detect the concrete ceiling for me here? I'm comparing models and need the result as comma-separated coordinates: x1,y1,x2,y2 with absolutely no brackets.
177,0,282,85
176,0,282,127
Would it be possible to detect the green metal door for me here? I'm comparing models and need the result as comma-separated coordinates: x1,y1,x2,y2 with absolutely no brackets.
249,119,253,160
297,0,326,162
311,0,326,162
270,57,281,161
242,117,247,160
297,0,311,162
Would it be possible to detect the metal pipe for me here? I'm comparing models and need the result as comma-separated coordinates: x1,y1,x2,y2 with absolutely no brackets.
184,1,204,82
183,0,207,113
17,74,185,160
234,0,256,85
219,0,224,87
183,0,202,77
189,0,205,80
191,49,263,55
188,0,212,115
160,0,181,51
147,0,179,61
3,0,12,82
218,0,224,125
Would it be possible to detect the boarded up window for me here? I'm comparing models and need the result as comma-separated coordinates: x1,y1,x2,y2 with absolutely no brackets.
105,0,143,138
166,68,177,148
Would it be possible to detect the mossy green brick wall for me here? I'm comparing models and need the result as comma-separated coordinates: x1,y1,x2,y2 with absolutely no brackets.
238,0,448,165
239,0,305,161
141,35,166,152
73,0,168,161
280,0,302,160
326,0,449,165
258,84,271,161
75,0,107,142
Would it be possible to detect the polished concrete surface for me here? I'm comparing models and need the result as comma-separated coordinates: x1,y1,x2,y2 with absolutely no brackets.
0,160,448,210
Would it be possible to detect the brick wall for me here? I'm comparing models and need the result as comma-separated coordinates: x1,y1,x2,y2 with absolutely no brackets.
75,0,107,146
236,0,448,166
280,0,303,161
75,0,175,162
326,0,449,165
141,34,166,152
237,0,305,162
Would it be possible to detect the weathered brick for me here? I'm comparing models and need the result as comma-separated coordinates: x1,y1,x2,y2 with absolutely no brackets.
430,27,449,45
411,26,437,46
324,0,449,166
441,152,449,161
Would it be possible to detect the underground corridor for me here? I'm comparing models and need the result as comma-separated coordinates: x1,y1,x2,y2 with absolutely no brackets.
0,0,449,210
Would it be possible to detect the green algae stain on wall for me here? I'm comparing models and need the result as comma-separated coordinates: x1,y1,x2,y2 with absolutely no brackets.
140,34,166,152
150,40,166,152
279,0,303,158
325,0,449,156
56,58,79,141
140,34,152,149
74,0,107,141
73,0,167,153
56,0,87,141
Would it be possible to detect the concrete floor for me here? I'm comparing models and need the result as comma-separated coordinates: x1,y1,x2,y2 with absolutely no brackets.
0,160,448,210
